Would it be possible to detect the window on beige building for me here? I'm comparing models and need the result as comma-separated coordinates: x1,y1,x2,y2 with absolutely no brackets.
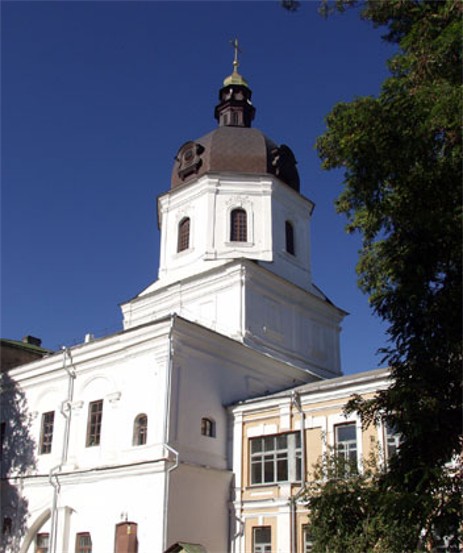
253,526,271,553
302,525,313,552
384,422,400,464
335,422,358,474
250,432,301,485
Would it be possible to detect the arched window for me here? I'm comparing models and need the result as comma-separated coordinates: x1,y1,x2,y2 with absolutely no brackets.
230,208,247,242
285,221,295,255
201,417,215,438
133,414,148,446
177,217,190,252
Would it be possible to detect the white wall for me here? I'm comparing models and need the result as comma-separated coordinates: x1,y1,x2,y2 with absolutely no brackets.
5,321,174,553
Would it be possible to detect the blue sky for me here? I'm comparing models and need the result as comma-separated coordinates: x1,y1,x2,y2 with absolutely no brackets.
2,1,395,374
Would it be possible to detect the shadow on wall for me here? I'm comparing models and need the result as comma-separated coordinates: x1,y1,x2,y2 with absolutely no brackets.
0,371,37,553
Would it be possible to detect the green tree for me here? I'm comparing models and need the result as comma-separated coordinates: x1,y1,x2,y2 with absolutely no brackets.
296,0,462,550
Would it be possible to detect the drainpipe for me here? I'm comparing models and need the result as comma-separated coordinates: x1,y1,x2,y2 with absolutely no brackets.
162,315,180,551
49,347,76,553
290,391,306,553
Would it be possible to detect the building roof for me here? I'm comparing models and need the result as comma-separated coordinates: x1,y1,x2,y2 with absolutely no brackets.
170,61,300,192
232,366,391,407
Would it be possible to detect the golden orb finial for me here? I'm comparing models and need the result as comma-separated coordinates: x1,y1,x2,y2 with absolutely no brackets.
223,38,249,87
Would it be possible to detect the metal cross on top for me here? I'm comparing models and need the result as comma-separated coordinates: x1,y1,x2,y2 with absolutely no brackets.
230,38,242,71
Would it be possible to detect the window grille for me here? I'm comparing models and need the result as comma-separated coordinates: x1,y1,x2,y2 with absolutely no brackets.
230,208,247,242
177,217,190,252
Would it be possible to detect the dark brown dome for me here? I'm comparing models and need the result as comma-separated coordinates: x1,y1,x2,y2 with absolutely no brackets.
171,126,300,192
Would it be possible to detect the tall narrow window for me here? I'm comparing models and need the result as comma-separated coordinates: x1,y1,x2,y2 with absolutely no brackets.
285,220,295,255
39,411,55,455
0,422,6,459
36,533,49,553
230,208,247,242
133,414,148,446
253,527,271,553
335,423,358,474
303,526,313,552
384,422,400,464
75,532,92,553
2,517,12,535
177,217,190,252
86,400,103,447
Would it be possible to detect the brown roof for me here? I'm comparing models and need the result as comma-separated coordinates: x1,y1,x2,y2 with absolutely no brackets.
171,126,300,192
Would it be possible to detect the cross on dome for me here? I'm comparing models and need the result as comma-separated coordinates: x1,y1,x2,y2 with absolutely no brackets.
223,38,248,88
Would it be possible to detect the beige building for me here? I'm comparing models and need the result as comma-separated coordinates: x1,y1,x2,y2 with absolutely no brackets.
230,368,398,553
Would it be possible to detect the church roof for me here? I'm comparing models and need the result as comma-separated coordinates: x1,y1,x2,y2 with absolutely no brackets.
170,49,300,192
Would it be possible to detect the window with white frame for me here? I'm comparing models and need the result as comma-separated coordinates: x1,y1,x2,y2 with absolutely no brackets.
384,421,400,464
335,422,358,474
253,526,271,553
250,432,301,485
302,525,313,553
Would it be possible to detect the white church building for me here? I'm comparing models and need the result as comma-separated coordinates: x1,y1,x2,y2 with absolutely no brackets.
1,54,392,553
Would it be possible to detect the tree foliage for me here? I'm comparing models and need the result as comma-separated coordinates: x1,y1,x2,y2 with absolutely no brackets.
306,448,462,552
302,0,462,550
0,371,37,553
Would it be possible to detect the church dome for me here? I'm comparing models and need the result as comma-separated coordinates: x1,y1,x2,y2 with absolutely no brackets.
171,45,300,192
171,127,300,192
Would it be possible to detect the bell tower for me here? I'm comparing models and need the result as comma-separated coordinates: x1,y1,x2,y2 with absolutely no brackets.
121,45,346,379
